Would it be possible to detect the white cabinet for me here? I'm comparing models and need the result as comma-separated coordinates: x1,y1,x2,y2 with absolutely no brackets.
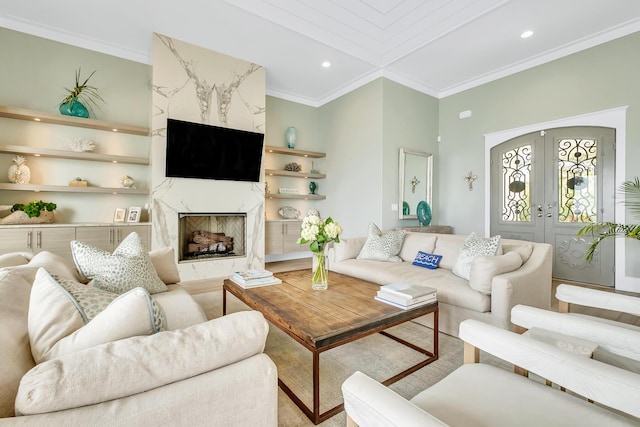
265,220,302,255
75,225,151,252
0,226,76,260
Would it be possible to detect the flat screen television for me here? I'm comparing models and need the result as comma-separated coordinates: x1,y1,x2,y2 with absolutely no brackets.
165,118,264,182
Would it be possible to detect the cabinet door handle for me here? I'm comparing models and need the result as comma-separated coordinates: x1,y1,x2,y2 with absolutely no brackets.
36,231,42,248
27,231,32,249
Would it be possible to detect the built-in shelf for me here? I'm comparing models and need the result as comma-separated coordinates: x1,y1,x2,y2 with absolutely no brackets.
265,145,326,159
266,194,326,200
0,106,149,136
0,183,148,195
265,169,326,179
0,144,149,165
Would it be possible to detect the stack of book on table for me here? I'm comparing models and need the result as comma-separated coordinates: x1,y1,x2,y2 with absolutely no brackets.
230,269,282,288
375,282,437,309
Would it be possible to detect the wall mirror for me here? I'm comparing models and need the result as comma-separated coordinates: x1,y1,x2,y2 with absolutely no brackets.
398,148,433,219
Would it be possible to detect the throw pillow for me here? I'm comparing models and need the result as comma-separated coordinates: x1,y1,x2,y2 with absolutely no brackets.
149,247,181,284
452,232,501,280
0,252,32,268
412,251,443,270
468,251,523,294
47,287,166,363
72,232,167,295
28,268,94,364
357,222,406,262
28,268,166,364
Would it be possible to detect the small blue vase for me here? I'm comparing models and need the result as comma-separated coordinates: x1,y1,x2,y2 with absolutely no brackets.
309,181,317,195
285,127,296,149
59,98,89,118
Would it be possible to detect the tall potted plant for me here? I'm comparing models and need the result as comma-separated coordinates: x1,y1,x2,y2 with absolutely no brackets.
578,177,640,262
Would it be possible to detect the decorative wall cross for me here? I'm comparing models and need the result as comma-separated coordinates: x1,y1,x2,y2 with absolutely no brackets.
464,171,477,191
410,176,420,193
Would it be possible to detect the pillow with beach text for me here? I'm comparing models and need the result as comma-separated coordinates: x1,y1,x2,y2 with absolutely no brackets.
412,251,443,270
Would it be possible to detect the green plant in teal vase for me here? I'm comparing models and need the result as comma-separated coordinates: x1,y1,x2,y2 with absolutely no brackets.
59,68,104,118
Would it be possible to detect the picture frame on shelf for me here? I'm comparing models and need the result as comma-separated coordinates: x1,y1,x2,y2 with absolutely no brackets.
113,208,126,223
127,206,142,223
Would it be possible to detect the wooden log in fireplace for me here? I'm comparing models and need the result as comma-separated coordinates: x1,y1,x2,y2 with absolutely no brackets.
187,230,234,255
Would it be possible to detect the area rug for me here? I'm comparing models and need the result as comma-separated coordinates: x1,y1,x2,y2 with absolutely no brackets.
189,286,510,427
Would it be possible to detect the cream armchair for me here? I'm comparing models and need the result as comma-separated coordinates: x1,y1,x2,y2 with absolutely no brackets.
342,319,640,427
511,284,640,372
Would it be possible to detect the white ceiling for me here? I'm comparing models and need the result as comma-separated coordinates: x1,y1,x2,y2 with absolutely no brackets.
2,0,640,106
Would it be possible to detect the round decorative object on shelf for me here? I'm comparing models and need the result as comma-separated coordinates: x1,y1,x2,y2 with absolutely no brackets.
8,156,31,184
402,201,410,215
59,98,90,118
416,200,432,226
285,127,296,149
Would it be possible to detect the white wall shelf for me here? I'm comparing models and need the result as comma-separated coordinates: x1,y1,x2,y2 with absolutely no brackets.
265,169,326,179
0,183,148,195
0,144,149,165
265,145,326,159
0,106,149,136
266,193,326,200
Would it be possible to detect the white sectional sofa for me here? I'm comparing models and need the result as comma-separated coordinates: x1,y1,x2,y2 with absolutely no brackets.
0,250,278,426
327,231,553,336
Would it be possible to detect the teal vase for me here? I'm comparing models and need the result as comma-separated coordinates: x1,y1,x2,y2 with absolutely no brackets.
59,98,89,118
285,127,296,149
309,181,317,195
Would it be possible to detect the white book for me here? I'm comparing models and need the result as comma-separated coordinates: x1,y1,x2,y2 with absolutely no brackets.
375,295,437,310
230,277,282,288
376,290,437,306
379,282,436,301
233,269,273,280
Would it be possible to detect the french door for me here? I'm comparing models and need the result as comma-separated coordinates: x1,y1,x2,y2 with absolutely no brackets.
490,126,615,286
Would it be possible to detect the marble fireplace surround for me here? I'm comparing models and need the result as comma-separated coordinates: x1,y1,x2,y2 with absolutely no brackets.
151,33,266,282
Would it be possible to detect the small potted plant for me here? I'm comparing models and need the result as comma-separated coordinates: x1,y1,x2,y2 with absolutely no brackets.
59,68,104,118
0,200,57,224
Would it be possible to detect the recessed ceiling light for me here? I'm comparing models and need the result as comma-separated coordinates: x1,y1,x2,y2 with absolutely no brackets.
521,30,534,39
321,61,331,68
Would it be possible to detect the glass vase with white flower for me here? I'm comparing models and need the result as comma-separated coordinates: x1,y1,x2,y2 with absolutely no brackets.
297,215,343,290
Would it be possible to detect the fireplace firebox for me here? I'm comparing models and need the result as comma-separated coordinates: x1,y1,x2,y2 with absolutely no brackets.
178,213,246,262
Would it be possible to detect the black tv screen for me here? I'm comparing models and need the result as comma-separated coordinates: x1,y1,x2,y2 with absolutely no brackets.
165,118,264,182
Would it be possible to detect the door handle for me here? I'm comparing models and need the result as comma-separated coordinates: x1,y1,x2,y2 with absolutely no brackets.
546,213,552,218
36,231,42,248
537,205,543,217
27,231,32,249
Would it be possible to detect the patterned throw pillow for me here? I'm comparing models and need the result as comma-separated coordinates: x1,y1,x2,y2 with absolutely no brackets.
357,222,406,262
412,251,443,270
72,232,168,295
452,232,501,280
28,268,166,363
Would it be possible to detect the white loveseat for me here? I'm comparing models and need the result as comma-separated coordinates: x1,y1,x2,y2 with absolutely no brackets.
0,251,278,426
327,232,552,336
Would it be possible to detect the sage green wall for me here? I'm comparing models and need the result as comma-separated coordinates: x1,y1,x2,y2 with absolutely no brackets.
319,79,384,237
381,79,439,229
438,31,640,236
0,28,151,223
266,79,438,237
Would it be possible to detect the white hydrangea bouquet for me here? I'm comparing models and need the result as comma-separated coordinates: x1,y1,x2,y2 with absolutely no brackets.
297,214,343,290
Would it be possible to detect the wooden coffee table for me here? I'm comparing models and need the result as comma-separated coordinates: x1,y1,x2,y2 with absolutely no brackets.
223,270,438,425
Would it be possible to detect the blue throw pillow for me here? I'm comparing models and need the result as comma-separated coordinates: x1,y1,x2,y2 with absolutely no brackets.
413,251,442,270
